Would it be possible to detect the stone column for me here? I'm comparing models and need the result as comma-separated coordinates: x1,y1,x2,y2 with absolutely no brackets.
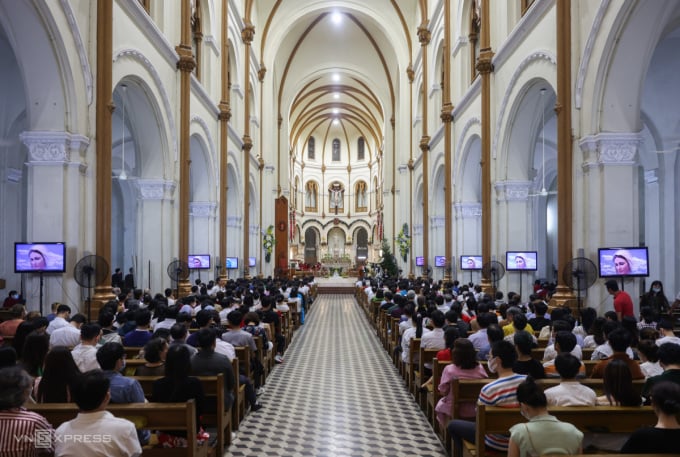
218,0,231,281
579,131,643,313
417,21,431,268
20,131,89,314
442,0,454,282
241,21,256,275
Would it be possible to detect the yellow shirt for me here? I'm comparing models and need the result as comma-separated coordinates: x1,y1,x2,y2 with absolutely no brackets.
502,322,535,337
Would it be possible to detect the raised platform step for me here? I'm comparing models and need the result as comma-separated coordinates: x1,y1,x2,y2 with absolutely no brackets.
317,286,355,295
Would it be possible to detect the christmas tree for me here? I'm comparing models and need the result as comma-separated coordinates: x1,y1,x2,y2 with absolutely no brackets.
380,239,398,278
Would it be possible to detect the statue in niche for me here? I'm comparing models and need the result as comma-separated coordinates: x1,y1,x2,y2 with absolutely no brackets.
305,182,317,210
356,182,367,210
329,183,344,213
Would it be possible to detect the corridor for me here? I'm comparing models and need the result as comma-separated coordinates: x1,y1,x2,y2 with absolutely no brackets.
225,293,446,456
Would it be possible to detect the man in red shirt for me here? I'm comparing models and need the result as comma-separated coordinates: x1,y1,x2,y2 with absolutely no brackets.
605,279,634,320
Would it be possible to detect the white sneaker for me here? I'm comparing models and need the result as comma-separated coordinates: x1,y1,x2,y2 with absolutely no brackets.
256,387,266,396
274,354,284,363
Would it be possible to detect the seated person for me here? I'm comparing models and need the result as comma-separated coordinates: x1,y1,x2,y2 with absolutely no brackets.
590,328,644,379
544,353,596,406
55,370,142,457
544,331,586,378
122,309,153,347
133,338,168,376
0,366,54,456
621,381,680,454
542,320,582,362
643,342,680,400
190,328,236,412
508,376,583,457
512,330,545,379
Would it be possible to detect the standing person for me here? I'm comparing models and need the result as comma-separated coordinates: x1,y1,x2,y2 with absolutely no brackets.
55,370,142,457
123,268,135,292
620,381,680,454
508,377,584,457
640,280,670,316
111,268,124,289
605,279,634,320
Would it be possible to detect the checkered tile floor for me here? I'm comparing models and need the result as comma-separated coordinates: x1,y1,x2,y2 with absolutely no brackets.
225,294,446,456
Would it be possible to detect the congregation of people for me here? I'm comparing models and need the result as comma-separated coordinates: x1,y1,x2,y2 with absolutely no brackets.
0,275,315,456
359,275,680,455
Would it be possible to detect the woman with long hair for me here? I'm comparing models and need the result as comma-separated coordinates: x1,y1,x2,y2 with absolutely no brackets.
640,280,670,316
597,359,642,406
134,337,168,376
583,317,606,349
435,339,488,427
152,345,205,447
34,347,80,403
20,332,49,378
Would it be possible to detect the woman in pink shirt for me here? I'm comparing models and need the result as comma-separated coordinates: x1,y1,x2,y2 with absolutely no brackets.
436,338,488,427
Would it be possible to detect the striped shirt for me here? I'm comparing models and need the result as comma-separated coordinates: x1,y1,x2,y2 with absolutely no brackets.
0,408,55,456
478,373,526,451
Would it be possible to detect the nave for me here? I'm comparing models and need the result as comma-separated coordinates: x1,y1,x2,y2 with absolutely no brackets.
226,294,446,457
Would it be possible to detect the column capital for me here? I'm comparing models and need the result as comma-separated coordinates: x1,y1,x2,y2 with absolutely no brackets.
494,180,531,202
419,136,431,152
175,45,196,73
476,50,495,74
241,22,256,45
218,101,232,121
454,202,482,219
136,179,176,201
579,132,642,166
242,135,253,152
190,201,217,217
417,22,431,45
20,131,90,164
406,65,415,83
258,64,267,82
440,103,454,123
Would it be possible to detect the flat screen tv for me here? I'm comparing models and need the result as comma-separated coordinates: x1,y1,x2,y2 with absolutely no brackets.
415,256,424,267
598,247,649,277
15,242,66,273
248,257,256,268
460,255,482,271
506,251,538,271
434,256,446,267
188,254,210,270
225,257,239,270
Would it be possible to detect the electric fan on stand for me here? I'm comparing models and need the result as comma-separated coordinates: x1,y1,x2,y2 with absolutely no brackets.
74,255,109,320
482,260,506,296
166,260,190,295
561,257,598,314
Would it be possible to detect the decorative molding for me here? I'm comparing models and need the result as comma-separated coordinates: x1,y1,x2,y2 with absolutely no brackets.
429,124,444,150
190,201,216,217
117,0,178,68
575,0,611,109
455,117,482,168
264,165,275,174
204,34,220,57
431,216,445,228
250,115,260,128
397,164,408,175
249,224,261,235
190,115,217,170
412,115,422,128
6,167,22,183
494,181,531,202
137,179,176,201
113,48,178,161
429,83,441,98
190,74,219,116
492,0,555,70
493,50,556,159
228,124,243,149
231,84,244,100
644,169,658,184
454,202,482,219
20,131,90,163
227,215,241,228
451,76,481,120
59,0,93,105
578,132,642,166
452,35,468,57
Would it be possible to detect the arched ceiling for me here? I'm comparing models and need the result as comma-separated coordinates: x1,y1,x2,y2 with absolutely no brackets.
255,1,418,163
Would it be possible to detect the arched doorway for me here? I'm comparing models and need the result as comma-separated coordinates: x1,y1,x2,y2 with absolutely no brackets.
327,227,346,257
304,228,318,264
355,227,368,262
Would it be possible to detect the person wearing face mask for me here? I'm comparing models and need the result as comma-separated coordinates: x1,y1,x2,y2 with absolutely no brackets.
2,290,22,309
96,342,149,446
640,280,670,316
507,376,584,457
448,340,527,456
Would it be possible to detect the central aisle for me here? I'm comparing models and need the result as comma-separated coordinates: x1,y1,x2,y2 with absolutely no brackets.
226,294,446,457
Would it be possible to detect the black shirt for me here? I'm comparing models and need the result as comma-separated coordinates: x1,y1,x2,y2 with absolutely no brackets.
621,426,680,454
513,358,546,379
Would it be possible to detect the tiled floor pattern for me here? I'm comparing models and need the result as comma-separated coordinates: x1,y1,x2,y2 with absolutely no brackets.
225,294,446,457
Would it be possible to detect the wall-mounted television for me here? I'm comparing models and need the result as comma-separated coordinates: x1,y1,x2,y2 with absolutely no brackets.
225,257,239,270
248,257,256,268
188,254,210,270
460,255,482,271
434,256,446,267
506,251,538,271
598,247,649,277
15,242,66,273
415,256,424,267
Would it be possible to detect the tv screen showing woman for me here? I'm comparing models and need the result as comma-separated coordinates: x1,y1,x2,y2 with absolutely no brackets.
14,242,66,273
598,247,649,277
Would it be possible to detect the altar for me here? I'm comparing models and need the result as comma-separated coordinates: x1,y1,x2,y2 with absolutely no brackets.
321,254,352,276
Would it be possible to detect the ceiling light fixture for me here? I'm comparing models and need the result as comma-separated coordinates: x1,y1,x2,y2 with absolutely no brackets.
334,93,340,99
332,74,340,82
333,108,339,114
331,12,342,25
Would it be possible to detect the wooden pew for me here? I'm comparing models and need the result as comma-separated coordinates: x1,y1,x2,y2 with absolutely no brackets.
131,374,232,453
532,346,596,362
234,346,252,425
406,338,420,391
414,347,440,407
124,346,144,359
426,358,450,436
28,400,209,457
474,405,656,457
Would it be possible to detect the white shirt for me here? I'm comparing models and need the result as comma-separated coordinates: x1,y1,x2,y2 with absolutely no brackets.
47,316,69,335
50,325,81,348
591,343,635,360
421,328,446,350
544,381,597,406
401,327,431,364
215,339,236,361
640,360,664,378
656,335,680,347
55,410,142,457
543,343,582,362
71,344,101,372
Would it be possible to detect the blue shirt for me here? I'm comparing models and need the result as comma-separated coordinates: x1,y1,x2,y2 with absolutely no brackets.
102,370,149,444
122,329,152,347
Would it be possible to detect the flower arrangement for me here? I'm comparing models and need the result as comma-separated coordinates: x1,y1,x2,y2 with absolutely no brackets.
263,225,275,263
396,225,410,262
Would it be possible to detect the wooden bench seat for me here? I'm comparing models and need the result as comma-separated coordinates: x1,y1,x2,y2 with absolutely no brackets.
27,400,209,457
